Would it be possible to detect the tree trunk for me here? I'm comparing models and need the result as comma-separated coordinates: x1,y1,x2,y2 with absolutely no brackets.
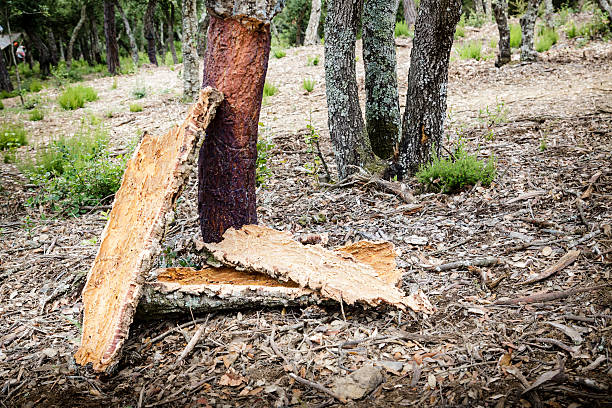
595,0,612,29
197,13,210,57
67,5,87,69
0,51,13,92
544,0,554,26
59,35,65,61
198,0,283,243
520,0,542,62
80,36,93,65
116,1,139,67
402,0,417,26
104,1,120,75
144,0,158,65
158,20,167,62
26,30,52,77
474,0,484,14
304,0,322,45
324,0,376,180
90,14,103,64
396,0,462,178
493,0,511,67
165,4,178,64
362,0,401,159
486,0,493,21
47,31,59,65
181,0,199,101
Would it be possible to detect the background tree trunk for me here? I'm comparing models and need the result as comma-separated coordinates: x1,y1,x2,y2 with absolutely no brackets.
396,0,462,178
402,0,417,26
595,0,612,29
26,30,52,77
520,0,542,62
304,0,322,45
104,1,120,75
197,12,210,57
47,31,59,65
80,36,93,65
165,4,178,64
544,0,554,26
474,0,484,14
59,35,65,61
493,0,511,67
486,0,493,21
324,0,375,180
90,15,103,64
0,51,13,92
67,5,87,69
181,0,199,101
144,0,158,65
158,20,167,62
117,0,140,67
362,0,401,159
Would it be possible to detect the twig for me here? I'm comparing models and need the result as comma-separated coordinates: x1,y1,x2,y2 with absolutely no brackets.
520,250,580,285
429,230,487,256
427,256,499,272
269,326,296,373
533,337,580,355
139,315,211,352
176,324,206,363
493,284,609,305
289,373,347,404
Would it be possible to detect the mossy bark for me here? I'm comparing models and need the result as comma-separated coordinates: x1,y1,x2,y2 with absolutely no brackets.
520,0,542,62
324,0,375,180
396,0,461,178
493,0,511,67
362,0,401,160
104,1,120,75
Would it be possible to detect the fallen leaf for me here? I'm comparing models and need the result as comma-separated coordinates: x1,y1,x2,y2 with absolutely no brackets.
219,371,245,387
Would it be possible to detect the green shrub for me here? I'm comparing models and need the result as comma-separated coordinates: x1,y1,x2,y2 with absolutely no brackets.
535,26,558,52
455,25,466,38
457,41,482,60
0,122,28,150
256,123,274,187
58,85,98,110
129,103,143,112
566,21,578,38
416,142,496,193
302,78,315,92
29,109,44,121
510,24,522,48
263,82,279,97
273,49,287,58
466,12,486,28
0,90,18,99
29,79,43,92
395,21,413,38
578,10,610,39
132,83,147,99
307,55,320,66
23,95,40,110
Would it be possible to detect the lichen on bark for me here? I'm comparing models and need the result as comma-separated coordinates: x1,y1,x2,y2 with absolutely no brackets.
493,0,511,67
520,0,542,62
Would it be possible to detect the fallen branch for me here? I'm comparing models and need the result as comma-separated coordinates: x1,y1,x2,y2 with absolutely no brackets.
427,256,499,272
494,284,609,305
176,324,206,363
505,366,543,408
521,250,580,285
534,337,581,356
289,373,347,404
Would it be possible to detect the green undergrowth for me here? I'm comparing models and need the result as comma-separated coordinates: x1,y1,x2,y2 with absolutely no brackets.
535,26,559,52
302,78,315,92
0,122,28,150
256,122,274,187
58,85,98,110
395,21,413,38
129,103,143,112
510,24,522,48
457,41,482,60
29,109,44,121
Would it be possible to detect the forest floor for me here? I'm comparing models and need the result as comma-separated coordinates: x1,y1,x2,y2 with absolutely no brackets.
1,17,612,408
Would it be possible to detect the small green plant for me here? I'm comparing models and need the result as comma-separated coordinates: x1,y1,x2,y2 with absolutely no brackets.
131,82,147,99
0,122,28,150
489,38,498,49
302,78,315,93
256,122,274,187
466,12,486,28
58,85,98,110
129,103,143,112
457,41,482,60
29,79,43,93
510,24,522,48
307,55,320,66
263,82,279,98
23,95,41,110
29,109,44,121
0,100,3,110
478,100,509,126
416,141,496,193
105,110,114,118
304,114,331,183
578,9,610,39
535,26,558,52
111,78,118,90
455,25,466,38
566,21,578,38
395,21,413,38
273,49,286,58
539,136,548,151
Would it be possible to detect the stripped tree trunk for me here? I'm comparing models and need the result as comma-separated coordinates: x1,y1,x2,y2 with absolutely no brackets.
90,14,103,64
493,0,511,67
197,12,210,57
520,0,542,62
0,51,13,92
198,0,284,243
396,0,462,178
117,0,140,67
403,0,417,26
363,0,401,159
67,5,87,69
181,0,199,101
104,1,120,75
165,4,178,64
325,0,376,180
47,31,59,66
144,0,158,65
304,0,322,45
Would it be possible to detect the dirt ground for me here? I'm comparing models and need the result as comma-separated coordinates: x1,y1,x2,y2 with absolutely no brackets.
1,18,611,408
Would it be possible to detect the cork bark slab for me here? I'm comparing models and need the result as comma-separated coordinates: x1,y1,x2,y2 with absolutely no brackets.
74,88,223,372
204,225,435,313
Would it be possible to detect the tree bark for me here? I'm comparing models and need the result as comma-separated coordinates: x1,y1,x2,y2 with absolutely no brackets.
80,36,93,65
520,0,542,62
116,0,140,67
90,14,103,64
197,12,210,57
25,30,52,77
59,35,65,61
362,0,401,159
165,3,178,64
144,0,158,65
396,0,462,178
198,0,283,243
159,19,167,62
474,0,484,14
493,0,511,67
67,5,87,69
47,31,59,66
104,1,120,75
544,0,553,25
182,0,199,101
304,0,322,45
402,0,417,26
486,0,492,21
0,50,13,92
324,0,376,180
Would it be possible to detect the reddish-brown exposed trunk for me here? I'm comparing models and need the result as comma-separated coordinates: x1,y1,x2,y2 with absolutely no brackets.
198,16,271,243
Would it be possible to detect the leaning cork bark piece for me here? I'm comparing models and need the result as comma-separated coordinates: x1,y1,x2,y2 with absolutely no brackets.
74,87,223,373
204,225,435,313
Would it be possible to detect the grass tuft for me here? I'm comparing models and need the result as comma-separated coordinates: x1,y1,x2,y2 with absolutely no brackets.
29,109,44,121
129,103,143,112
273,49,286,59
457,41,482,60
263,82,279,98
510,24,522,48
0,122,28,150
57,86,98,110
535,26,559,52
395,21,413,38
302,78,315,93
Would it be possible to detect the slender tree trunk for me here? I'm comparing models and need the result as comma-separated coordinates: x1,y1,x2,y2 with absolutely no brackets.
362,0,401,159
67,5,87,69
486,0,493,21
165,4,178,64
520,0,542,62
493,0,511,67
544,0,553,25
295,7,306,46
26,30,52,77
0,50,13,92
324,0,376,180
116,1,139,67
47,31,59,65
90,15,103,64
197,13,210,57
304,0,322,45
198,1,282,243
158,20,167,62
59,35,65,61
81,36,93,65
144,0,158,65
402,0,417,26
104,1,120,74
181,0,199,101
396,0,462,178
474,0,484,14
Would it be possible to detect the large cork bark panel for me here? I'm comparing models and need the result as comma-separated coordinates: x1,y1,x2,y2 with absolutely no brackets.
74,88,223,373
204,225,435,313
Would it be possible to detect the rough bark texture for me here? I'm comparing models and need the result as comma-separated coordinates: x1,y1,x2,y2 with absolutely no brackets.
520,0,542,62
362,0,401,160
74,88,223,373
204,225,435,312
304,0,322,45
493,0,511,67
90,14,103,64
396,0,461,178
166,3,178,64
324,0,375,180
402,0,417,26
0,51,13,92
47,31,59,65
144,0,159,65
182,0,200,101
198,15,270,243
117,0,140,67
104,1,120,75
544,0,554,25
67,5,87,69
